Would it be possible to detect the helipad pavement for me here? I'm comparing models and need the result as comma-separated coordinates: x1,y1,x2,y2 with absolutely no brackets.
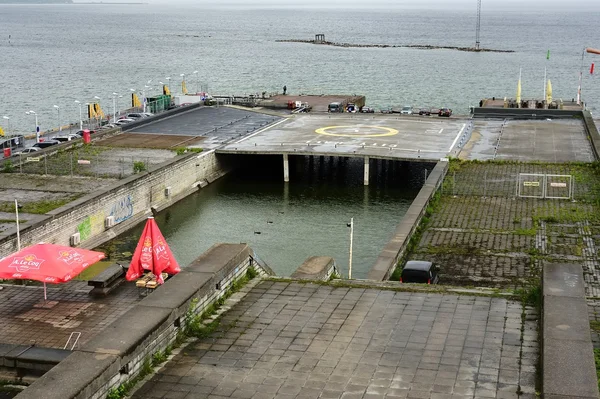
131,281,537,399
460,119,594,162
218,114,469,162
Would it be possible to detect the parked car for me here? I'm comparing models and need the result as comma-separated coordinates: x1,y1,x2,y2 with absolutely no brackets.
380,107,394,114
15,147,40,155
141,112,154,117
360,106,374,113
400,106,413,115
114,118,136,126
438,108,453,117
418,108,432,116
328,102,343,113
400,260,439,284
53,134,79,143
32,140,60,149
126,113,147,119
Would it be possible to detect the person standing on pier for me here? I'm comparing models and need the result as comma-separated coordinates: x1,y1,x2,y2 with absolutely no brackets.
283,85,287,95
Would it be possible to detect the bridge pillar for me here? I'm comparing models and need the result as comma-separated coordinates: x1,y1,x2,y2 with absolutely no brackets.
363,156,370,186
283,153,290,182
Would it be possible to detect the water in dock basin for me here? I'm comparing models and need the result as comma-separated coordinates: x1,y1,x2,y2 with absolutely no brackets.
97,156,433,279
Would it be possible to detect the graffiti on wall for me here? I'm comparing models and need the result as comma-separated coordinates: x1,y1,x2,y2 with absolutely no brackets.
110,195,134,223
77,217,92,241
76,211,106,242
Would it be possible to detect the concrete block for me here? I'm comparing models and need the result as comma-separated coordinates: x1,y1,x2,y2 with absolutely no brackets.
543,296,591,342
80,305,173,357
543,338,599,399
291,257,336,281
14,351,119,399
543,263,585,298
139,270,214,312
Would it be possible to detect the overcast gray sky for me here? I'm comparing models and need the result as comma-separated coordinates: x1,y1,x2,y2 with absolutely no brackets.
141,0,600,11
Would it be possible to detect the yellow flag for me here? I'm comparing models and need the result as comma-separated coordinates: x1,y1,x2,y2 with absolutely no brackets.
546,79,553,103
132,93,141,108
182,80,188,95
516,79,522,103
0,126,4,137
164,85,171,96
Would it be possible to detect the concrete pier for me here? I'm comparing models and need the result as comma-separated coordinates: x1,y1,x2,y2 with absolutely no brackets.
283,153,289,182
363,156,369,185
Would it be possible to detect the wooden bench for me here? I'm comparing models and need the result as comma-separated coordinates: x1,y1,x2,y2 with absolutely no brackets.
88,263,126,296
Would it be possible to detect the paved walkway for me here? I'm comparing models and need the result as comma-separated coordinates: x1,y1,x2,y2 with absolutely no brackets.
133,281,537,399
0,281,140,349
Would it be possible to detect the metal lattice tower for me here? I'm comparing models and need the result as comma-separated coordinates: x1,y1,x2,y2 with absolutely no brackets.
475,0,481,50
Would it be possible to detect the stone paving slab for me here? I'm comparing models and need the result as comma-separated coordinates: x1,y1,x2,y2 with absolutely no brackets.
131,281,537,399
0,281,140,349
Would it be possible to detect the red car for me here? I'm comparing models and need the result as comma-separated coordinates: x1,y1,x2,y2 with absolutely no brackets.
438,108,452,117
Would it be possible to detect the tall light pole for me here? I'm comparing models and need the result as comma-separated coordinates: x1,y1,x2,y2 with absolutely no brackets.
25,110,39,142
143,85,152,113
53,105,61,132
347,217,354,279
2,116,10,137
193,70,199,94
74,100,83,130
112,92,118,123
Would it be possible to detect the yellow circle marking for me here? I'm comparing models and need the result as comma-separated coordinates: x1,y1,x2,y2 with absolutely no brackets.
315,125,399,138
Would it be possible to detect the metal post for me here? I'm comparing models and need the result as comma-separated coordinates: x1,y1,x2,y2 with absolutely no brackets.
348,217,354,279
424,168,428,185
15,199,21,251
70,152,73,177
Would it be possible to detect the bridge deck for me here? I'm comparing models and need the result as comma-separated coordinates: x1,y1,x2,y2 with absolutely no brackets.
218,114,469,161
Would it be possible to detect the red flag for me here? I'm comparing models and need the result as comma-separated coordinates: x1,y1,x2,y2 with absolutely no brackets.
126,217,180,284
591,63,595,74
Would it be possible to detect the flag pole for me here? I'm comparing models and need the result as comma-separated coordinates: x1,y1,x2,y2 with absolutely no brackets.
15,199,21,251
577,48,585,105
543,66,547,108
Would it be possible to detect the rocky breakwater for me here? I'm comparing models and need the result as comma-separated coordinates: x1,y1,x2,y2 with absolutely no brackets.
276,39,514,53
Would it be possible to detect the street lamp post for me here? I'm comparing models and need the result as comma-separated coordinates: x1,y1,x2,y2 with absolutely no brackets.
143,85,152,113
193,70,199,94
112,92,118,123
25,111,39,142
74,100,83,130
53,105,60,132
2,116,10,137
347,217,354,279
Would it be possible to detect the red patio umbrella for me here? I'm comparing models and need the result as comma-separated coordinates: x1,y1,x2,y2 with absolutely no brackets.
0,243,106,300
126,217,180,285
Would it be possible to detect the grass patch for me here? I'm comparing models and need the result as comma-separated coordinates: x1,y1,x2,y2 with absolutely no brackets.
0,197,78,214
515,282,542,310
173,147,203,156
591,320,600,332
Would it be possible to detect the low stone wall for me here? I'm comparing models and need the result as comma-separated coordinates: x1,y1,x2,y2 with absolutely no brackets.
542,263,599,399
0,150,232,257
291,256,337,281
582,110,600,160
473,107,582,119
15,243,273,399
367,160,448,281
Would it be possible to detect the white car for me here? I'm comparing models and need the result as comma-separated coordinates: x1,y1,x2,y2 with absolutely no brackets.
400,106,413,115
15,147,40,155
114,118,136,126
53,134,79,143
141,112,154,118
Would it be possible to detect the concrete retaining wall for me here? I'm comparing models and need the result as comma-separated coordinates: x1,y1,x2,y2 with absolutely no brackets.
15,243,272,399
0,150,231,257
542,263,599,399
582,110,600,160
291,256,338,281
473,107,582,119
367,160,448,281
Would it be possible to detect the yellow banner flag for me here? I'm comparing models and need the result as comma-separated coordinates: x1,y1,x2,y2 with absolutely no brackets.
0,126,4,137
182,80,188,95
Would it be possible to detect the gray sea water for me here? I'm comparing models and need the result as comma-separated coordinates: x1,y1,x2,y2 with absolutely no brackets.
1,5,599,133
